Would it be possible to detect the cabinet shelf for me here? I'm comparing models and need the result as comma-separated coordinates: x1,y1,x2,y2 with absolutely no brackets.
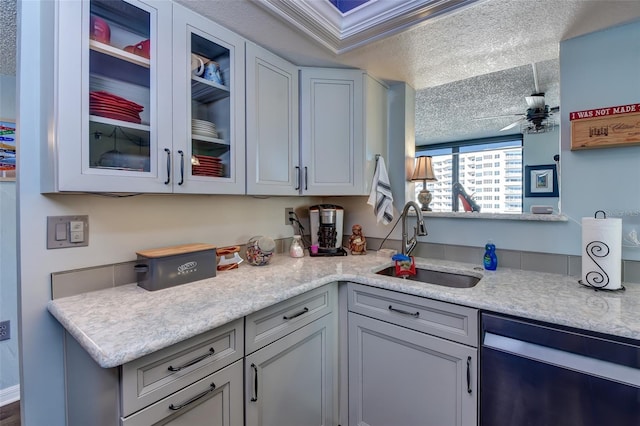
191,76,230,103
90,40,150,68
192,134,229,147
90,115,151,140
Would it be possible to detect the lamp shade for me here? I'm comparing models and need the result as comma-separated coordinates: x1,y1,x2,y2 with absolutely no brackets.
411,156,437,182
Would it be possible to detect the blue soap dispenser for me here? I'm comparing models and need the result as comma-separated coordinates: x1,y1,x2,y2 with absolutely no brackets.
483,241,498,271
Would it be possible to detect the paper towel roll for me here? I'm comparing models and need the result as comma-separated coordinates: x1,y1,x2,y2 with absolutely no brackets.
581,216,622,290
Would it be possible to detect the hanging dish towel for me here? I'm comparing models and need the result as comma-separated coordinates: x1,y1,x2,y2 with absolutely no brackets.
367,156,394,225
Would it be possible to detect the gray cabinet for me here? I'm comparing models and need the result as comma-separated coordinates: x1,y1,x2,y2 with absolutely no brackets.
122,360,243,426
245,283,338,426
245,42,299,196
63,318,244,426
347,283,478,426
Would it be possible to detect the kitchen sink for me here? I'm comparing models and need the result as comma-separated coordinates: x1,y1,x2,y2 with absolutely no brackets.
375,266,481,288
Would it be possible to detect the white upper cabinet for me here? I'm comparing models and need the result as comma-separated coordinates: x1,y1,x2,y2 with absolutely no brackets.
245,42,299,196
172,3,245,194
300,68,388,196
49,0,173,193
46,0,245,194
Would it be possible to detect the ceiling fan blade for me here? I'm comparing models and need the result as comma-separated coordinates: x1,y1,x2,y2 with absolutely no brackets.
550,106,560,113
500,118,524,132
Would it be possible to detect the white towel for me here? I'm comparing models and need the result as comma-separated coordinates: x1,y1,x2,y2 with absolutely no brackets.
367,156,394,225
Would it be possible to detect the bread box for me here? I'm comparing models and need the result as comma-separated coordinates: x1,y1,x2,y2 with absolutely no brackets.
135,243,217,291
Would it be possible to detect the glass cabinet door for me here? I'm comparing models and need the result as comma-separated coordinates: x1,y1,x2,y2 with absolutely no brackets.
88,0,152,174
53,0,171,192
172,4,245,194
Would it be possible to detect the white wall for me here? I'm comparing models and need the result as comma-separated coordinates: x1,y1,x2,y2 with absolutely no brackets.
0,73,18,397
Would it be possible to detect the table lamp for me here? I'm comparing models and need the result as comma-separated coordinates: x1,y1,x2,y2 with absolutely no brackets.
411,156,438,211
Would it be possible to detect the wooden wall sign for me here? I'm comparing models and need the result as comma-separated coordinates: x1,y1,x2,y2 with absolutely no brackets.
570,103,640,150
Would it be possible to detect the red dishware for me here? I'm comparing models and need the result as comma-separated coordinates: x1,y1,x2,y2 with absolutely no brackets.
124,39,151,59
90,15,111,44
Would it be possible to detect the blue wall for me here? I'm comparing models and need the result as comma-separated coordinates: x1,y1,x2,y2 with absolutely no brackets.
346,19,640,260
560,19,640,260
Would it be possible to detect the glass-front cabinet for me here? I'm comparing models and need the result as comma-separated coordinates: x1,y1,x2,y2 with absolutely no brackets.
47,0,245,194
172,3,245,194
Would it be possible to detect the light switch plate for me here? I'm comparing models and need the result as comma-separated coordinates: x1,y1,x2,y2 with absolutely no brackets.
47,215,89,249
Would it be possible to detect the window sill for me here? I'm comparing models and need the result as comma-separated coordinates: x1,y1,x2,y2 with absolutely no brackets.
420,211,568,221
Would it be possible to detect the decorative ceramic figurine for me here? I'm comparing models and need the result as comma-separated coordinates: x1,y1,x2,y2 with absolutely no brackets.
348,224,366,255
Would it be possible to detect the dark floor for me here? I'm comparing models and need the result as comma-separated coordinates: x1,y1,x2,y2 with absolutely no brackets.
0,401,20,426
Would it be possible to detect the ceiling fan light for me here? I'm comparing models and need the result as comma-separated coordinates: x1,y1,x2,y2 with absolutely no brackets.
525,95,546,110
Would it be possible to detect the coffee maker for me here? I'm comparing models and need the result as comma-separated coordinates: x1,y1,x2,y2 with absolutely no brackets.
309,204,346,256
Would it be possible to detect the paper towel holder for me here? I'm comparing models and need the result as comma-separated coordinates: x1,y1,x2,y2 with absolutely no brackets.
578,209,626,292
594,210,606,219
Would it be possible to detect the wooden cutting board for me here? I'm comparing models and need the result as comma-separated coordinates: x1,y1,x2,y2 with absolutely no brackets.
136,243,216,258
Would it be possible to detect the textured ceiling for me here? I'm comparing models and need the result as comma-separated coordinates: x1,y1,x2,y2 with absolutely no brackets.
0,0,16,76
3,0,640,144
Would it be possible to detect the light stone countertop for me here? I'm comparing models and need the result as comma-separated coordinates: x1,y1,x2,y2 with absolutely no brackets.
47,254,640,368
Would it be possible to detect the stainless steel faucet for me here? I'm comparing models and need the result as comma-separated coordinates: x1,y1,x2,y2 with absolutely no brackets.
402,201,428,256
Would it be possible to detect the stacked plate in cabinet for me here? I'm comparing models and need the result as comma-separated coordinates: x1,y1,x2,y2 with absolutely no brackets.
90,91,144,124
191,119,218,139
192,154,224,177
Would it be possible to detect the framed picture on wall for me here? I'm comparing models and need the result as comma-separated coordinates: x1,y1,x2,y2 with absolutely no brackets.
0,119,16,181
525,164,558,197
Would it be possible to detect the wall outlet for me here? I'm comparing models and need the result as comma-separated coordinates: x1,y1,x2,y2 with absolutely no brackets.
285,208,294,225
0,320,10,341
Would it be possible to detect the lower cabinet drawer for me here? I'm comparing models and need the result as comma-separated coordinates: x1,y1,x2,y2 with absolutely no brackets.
121,359,244,426
347,282,478,346
121,318,244,417
245,283,337,354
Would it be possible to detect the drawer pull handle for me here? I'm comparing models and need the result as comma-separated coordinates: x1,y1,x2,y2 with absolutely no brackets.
168,382,216,411
388,305,420,317
251,363,258,402
283,307,309,320
167,347,215,372
466,356,472,394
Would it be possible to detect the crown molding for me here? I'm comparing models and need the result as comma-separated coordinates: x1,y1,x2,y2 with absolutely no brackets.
253,0,480,54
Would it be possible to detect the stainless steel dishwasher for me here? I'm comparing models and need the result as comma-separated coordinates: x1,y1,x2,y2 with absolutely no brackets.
481,312,640,426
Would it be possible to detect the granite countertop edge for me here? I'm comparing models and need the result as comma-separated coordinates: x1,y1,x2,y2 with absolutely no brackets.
47,254,640,368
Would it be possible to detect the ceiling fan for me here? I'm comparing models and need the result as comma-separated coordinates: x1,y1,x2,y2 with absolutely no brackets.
476,63,559,134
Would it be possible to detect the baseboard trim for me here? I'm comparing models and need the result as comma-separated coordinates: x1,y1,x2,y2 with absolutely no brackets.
0,384,20,406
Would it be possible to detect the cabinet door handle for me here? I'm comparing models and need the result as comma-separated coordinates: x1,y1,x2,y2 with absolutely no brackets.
167,347,215,372
178,150,184,186
283,307,309,320
164,148,171,185
168,382,216,411
466,356,472,394
295,166,300,190
388,305,420,317
304,166,308,190
250,363,258,402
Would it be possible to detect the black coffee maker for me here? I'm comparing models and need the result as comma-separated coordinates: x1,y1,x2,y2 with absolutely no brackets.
309,204,346,255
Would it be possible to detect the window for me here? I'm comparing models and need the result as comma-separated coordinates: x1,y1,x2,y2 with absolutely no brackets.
416,136,523,213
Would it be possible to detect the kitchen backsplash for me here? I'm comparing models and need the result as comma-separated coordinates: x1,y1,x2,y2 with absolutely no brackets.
51,237,640,300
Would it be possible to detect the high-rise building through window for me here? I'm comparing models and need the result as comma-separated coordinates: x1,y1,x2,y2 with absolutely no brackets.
415,136,523,213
